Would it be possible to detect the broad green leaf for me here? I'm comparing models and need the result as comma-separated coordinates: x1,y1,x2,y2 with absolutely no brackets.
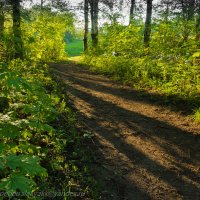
6,155,47,176
0,123,21,139
27,121,55,133
0,156,5,170
0,173,35,194
0,144,7,154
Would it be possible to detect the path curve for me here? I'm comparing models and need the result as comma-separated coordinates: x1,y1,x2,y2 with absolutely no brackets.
51,62,200,200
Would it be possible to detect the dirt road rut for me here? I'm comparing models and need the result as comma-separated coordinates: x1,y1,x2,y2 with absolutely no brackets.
51,62,200,200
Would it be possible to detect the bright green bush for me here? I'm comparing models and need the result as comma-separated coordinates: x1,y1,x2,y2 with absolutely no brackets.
0,59,95,198
0,60,51,195
22,11,74,61
84,21,200,120
0,7,96,199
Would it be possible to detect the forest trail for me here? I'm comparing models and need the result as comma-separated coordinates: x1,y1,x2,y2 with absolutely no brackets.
51,61,200,200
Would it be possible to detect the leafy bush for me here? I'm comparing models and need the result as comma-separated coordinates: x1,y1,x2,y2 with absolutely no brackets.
0,6,97,199
0,60,96,198
84,21,200,120
22,11,74,61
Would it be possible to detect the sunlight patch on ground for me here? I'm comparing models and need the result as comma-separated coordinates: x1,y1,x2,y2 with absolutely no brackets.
68,56,83,63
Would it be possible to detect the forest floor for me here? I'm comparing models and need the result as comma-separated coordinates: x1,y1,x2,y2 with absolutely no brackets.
50,61,200,200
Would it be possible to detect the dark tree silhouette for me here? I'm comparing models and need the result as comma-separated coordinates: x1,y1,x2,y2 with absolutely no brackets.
144,0,153,47
129,0,135,24
89,0,99,50
0,2,4,38
84,0,89,51
11,0,23,59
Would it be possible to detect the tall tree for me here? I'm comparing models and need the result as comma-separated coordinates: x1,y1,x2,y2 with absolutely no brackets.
129,0,136,24
41,0,45,9
196,0,200,42
89,0,99,50
0,2,4,38
187,0,195,21
100,0,124,24
179,0,195,21
144,0,153,47
50,0,70,11
84,0,89,51
11,0,23,59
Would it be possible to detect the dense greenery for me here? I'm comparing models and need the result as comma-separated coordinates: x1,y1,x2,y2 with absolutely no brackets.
65,39,84,57
0,59,97,198
84,20,200,120
0,4,97,199
80,0,200,120
2,10,73,62
22,11,74,61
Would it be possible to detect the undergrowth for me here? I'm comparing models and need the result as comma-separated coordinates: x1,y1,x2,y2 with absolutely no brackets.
0,60,98,199
84,22,200,121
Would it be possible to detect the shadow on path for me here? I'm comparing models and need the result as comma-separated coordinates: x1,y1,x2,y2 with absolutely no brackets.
50,62,200,200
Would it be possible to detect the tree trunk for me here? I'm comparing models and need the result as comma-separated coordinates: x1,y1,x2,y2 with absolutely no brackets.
180,0,196,42
84,0,89,52
11,0,23,59
0,12,4,38
196,1,200,42
90,0,99,51
0,3,4,38
41,0,44,9
180,0,195,21
164,2,170,22
129,0,135,24
188,0,195,21
144,0,153,47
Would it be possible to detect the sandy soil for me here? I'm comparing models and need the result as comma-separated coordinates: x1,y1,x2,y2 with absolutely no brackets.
51,62,200,200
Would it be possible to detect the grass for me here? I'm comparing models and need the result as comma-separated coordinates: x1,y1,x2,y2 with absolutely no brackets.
68,56,83,62
66,39,84,57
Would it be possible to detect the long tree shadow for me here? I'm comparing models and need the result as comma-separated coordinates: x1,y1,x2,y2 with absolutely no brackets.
51,63,200,115
50,63,200,199
66,84,200,198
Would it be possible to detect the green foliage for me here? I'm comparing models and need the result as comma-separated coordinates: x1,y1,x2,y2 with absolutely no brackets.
3,155,46,175
84,21,200,121
194,108,200,122
22,11,74,61
1,10,75,62
0,59,96,198
0,5,97,199
0,173,36,194
0,60,53,195
98,23,143,57
66,39,84,57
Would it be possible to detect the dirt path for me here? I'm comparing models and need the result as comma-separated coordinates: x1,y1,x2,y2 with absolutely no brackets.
51,62,200,200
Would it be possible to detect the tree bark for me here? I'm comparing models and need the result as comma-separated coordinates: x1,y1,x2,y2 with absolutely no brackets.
180,0,195,21
90,0,99,51
0,12,4,38
84,0,89,52
0,3,4,38
187,0,195,21
129,0,135,24
41,0,44,9
164,2,170,22
144,0,153,47
11,0,23,59
196,0,200,42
